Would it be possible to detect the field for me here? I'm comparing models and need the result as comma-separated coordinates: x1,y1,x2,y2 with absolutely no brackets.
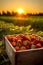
0,16,43,65
0,16,43,36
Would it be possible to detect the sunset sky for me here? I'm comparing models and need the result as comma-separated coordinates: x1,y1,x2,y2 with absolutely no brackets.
0,0,43,14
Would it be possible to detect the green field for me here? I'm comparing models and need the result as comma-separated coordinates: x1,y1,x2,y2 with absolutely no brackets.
0,16,43,37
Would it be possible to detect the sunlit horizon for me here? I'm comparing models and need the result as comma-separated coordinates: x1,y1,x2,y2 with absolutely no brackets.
0,0,43,14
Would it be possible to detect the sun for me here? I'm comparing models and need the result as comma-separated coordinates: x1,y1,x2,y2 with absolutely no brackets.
17,8,24,14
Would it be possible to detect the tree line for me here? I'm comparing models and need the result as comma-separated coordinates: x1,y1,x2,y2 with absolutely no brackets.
0,11,43,16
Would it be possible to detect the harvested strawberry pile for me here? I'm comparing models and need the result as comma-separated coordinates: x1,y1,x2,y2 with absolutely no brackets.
6,34,43,51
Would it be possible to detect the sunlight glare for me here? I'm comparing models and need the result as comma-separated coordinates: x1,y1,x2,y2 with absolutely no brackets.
17,8,24,14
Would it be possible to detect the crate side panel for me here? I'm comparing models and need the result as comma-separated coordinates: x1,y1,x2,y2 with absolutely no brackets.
16,49,43,65
5,38,16,65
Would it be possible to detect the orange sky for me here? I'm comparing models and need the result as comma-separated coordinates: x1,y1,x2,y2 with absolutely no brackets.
0,0,43,14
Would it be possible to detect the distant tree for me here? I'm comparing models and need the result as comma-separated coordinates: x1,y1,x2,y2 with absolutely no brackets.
12,11,19,16
38,13,43,16
2,11,6,16
6,11,11,16
26,13,32,16
26,12,43,16
12,11,15,16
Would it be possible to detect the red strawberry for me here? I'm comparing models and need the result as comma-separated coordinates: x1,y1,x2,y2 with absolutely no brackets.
20,46,26,50
17,40,22,45
11,42,16,47
27,40,32,46
12,37,18,42
15,46,20,51
16,40,22,47
31,37,35,41
16,35,20,39
34,38,39,45
20,34,29,40
40,40,43,46
6,35,13,41
26,45,29,49
35,43,41,48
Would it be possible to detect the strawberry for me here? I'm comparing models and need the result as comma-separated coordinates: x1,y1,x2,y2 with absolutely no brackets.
31,37,35,41
26,45,29,49
20,34,29,40
16,35,21,40
11,42,16,47
20,46,26,50
6,35,13,42
12,37,18,42
35,43,41,48
34,39,39,45
15,46,20,51
27,40,32,46
40,40,43,46
17,40,22,45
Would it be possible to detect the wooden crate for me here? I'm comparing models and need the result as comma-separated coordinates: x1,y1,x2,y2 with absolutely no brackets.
3,35,43,65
